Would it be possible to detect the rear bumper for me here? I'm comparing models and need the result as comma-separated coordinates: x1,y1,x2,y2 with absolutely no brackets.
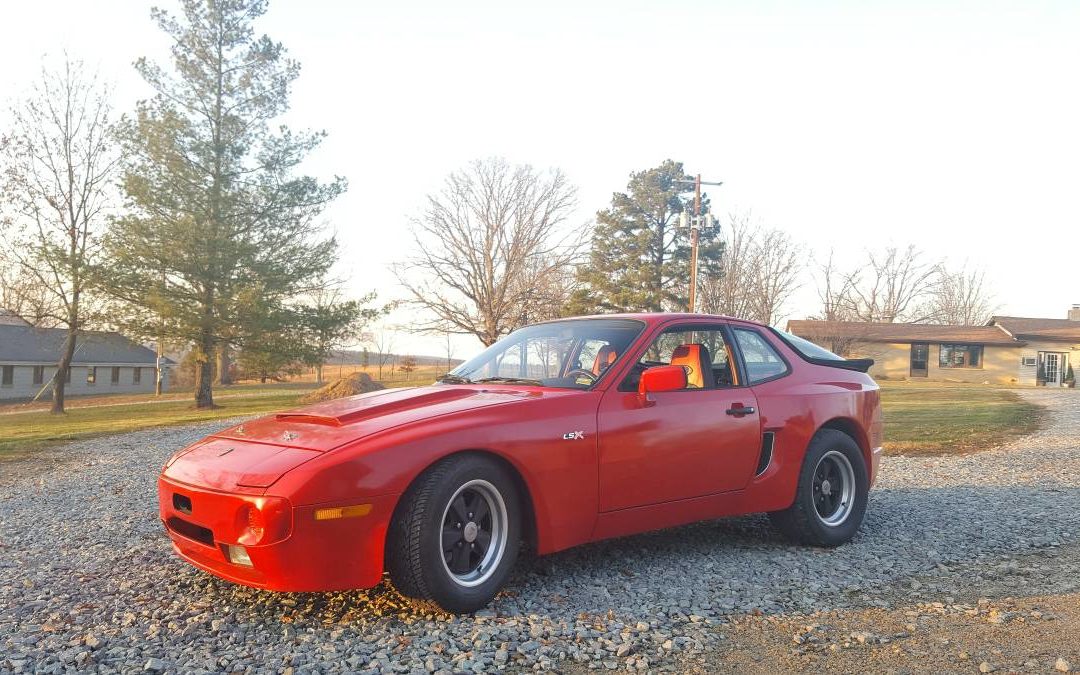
158,476,398,592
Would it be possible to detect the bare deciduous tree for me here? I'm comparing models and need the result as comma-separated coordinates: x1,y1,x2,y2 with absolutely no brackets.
848,245,936,323
515,255,580,323
0,260,63,327
699,214,803,325
699,214,756,320
370,329,395,381
442,326,457,374
0,58,118,413
921,263,997,325
395,158,580,346
813,249,860,322
807,250,865,355
747,227,803,325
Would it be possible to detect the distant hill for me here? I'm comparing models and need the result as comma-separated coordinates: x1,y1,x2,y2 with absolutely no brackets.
328,349,463,368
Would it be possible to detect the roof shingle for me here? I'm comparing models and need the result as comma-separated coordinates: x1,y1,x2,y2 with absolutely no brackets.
0,325,161,365
786,320,1020,345
989,316,1080,342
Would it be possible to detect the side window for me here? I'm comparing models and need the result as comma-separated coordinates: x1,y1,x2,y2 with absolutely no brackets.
620,326,736,391
733,329,789,383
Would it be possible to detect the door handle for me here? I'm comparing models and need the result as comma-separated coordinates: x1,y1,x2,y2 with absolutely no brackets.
726,405,755,416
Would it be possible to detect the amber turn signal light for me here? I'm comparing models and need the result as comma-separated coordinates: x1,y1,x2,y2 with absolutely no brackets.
314,504,372,521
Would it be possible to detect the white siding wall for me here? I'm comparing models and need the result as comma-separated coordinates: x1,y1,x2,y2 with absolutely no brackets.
1020,341,1080,386
0,364,166,400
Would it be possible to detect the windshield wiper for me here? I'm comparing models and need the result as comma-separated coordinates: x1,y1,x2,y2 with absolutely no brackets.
472,376,545,386
437,374,474,384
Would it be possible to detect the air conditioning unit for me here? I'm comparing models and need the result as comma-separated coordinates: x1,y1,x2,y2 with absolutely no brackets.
1021,356,1037,367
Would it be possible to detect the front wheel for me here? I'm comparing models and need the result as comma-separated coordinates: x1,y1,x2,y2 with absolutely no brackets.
768,429,868,546
386,454,521,613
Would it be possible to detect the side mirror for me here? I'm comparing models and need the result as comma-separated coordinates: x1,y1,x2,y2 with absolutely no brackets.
638,365,687,405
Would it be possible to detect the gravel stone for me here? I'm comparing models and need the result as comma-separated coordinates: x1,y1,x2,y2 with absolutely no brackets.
1,391,1078,672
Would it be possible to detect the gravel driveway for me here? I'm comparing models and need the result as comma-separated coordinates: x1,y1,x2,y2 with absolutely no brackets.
1,390,1077,674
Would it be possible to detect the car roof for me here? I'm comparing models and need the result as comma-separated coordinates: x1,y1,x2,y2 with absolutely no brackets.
534,312,770,329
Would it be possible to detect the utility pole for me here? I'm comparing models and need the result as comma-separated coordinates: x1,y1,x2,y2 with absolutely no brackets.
676,174,722,313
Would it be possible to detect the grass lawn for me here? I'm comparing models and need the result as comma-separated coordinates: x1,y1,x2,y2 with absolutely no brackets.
0,369,445,459
0,372,1046,460
879,382,1045,456
0,385,315,459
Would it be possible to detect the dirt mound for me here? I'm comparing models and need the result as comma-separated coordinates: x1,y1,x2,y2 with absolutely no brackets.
299,372,385,404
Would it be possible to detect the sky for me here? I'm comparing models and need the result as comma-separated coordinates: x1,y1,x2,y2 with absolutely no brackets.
1,0,1078,361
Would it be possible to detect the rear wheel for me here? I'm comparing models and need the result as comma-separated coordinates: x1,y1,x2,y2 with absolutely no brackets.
386,454,521,613
768,429,868,546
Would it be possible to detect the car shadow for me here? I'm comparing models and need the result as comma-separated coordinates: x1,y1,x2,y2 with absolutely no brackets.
180,481,1080,624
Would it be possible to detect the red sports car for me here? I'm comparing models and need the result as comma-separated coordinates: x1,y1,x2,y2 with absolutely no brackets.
159,314,882,612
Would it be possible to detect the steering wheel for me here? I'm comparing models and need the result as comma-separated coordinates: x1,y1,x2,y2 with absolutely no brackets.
565,368,598,384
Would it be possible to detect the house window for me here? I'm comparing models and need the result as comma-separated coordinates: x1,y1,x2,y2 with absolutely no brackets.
32,366,45,385
1,365,13,387
133,367,142,385
87,367,97,385
939,344,983,369
111,367,121,385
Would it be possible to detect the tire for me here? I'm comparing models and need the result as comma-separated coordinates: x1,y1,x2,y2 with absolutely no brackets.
768,429,868,547
386,454,521,613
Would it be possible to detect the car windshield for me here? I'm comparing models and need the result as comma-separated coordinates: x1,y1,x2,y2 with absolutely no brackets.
442,319,645,390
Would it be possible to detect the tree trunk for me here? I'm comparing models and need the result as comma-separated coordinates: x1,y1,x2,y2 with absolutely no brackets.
216,345,232,385
194,331,215,408
315,363,324,385
51,324,77,414
155,339,164,396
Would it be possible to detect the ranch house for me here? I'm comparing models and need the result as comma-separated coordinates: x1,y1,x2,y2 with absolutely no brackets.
787,306,1080,387
0,321,169,401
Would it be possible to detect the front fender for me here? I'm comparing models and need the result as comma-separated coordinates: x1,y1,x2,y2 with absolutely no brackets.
272,391,605,555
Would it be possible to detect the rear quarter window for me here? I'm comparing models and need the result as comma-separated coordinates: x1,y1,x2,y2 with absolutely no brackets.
772,328,846,361
733,328,789,383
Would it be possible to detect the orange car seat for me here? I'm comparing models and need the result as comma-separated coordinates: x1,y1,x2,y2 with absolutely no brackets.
670,343,715,389
592,345,617,375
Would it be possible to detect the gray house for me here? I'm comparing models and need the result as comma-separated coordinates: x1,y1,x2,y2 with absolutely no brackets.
0,324,169,400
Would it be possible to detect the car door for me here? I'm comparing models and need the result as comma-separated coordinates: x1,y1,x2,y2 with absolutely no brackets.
596,323,762,512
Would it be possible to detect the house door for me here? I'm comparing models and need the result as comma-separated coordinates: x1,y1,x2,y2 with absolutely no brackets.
910,343,929,377
1040,352,1062,386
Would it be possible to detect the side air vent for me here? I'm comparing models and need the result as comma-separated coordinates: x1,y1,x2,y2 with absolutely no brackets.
755,432,775,476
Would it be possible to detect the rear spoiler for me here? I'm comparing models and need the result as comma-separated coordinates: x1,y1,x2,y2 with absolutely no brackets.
804,356,875,373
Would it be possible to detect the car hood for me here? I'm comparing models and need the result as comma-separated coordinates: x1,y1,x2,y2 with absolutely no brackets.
162,385,545,491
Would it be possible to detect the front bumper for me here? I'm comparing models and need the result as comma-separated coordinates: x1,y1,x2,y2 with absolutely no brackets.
870,446,883,486
158,476,398,592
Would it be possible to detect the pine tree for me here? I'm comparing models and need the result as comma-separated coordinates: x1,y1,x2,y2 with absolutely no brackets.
104,0,345,407
571,160,724,313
